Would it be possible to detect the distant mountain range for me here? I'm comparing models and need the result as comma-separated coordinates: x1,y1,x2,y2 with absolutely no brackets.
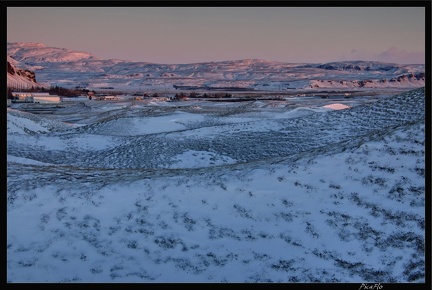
7,42,425,92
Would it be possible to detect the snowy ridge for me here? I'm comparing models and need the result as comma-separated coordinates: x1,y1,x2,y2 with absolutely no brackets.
7,42,425,92
7,56,41,89
7,88,425,282
7,108,76,134
7,42,94,63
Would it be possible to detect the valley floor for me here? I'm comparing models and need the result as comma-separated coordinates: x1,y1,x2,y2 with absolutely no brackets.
7,88,426,283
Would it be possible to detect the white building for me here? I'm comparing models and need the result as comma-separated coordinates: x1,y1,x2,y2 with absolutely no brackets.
31,92,50,97
11,92,32,98
11,92,33,102
33,95,62,104
11,92,61,103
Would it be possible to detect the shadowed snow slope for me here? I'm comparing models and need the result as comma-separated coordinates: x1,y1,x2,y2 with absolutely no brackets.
7,88,425,282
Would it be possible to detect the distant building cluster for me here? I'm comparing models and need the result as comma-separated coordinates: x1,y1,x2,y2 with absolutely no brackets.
11,92,62,104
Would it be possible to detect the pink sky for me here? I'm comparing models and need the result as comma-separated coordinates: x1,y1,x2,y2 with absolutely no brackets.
7,7,426,64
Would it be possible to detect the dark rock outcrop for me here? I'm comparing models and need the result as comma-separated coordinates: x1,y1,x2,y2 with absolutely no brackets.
7,61,37,83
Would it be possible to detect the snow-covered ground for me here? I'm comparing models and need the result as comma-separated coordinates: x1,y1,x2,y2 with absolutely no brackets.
7,88,426,282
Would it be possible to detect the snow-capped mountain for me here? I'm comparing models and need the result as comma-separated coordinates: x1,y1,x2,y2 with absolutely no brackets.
7,42,425,92
7,55,41,90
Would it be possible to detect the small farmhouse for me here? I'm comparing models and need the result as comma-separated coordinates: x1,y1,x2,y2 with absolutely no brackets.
94,94,118,100
104,95,117,100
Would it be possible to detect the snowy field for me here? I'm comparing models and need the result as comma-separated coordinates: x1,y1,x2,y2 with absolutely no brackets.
7,88,426,282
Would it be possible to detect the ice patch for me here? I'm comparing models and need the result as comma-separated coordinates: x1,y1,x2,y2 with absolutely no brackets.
92,111,206,136
322,103,351,110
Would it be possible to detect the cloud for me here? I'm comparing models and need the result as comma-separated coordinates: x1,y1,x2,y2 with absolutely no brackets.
337,47,424,64
345,49,373,61
375,47,424,64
